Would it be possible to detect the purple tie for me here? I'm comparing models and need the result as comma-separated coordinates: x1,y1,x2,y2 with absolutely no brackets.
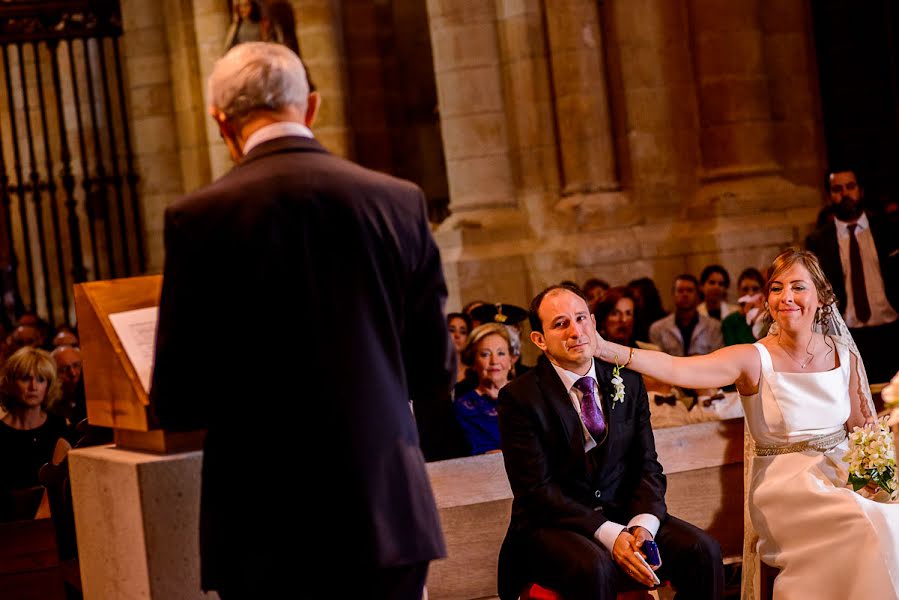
574,376,606,441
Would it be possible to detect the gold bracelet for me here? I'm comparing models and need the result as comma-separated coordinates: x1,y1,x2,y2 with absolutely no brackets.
622,347,636,369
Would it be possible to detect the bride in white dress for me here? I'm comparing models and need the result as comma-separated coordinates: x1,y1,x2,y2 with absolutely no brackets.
593,248,899,599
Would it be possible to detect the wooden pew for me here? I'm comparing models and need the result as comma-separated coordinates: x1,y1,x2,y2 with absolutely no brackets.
425,418,744,600
0,518,68,600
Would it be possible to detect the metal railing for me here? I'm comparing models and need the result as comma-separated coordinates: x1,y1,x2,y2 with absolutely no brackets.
0,0,143,326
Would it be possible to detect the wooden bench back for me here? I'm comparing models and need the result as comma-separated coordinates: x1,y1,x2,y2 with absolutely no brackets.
425,418,744,599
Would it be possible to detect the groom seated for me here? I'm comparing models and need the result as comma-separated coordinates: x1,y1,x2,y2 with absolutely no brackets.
496,284,724,600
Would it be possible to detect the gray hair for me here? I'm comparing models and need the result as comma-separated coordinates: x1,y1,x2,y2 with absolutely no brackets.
207,42,309,124
504,324,521,357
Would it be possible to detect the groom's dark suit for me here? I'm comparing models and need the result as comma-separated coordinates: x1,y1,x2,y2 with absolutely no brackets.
497,356,723,600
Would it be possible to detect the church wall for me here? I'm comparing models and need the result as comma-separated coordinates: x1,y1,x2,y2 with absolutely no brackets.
108,0,824,320
428,0,825,314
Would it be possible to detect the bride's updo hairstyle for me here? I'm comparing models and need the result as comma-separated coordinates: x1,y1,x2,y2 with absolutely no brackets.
766,248,837,328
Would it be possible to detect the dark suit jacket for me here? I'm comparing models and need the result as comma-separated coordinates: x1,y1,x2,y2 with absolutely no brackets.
805,214,899,314
496,356,666,598
150,136,452,590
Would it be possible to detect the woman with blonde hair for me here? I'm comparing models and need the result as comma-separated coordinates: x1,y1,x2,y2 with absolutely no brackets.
595,248,899,598
0,347,69,521
454,323,514,455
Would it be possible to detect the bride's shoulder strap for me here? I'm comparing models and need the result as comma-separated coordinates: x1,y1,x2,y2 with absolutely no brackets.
752,341,774,377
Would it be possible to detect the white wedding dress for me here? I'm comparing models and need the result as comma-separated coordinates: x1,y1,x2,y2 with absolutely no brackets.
741,341,899,599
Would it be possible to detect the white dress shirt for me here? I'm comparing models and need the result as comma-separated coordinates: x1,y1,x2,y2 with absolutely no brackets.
548,360,661,552
834,213,898,327
697,300,737,320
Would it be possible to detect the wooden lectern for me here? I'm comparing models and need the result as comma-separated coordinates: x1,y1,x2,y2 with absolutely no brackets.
74,276,204,453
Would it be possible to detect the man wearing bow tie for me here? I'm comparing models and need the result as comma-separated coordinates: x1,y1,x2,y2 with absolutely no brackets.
496,285,724,600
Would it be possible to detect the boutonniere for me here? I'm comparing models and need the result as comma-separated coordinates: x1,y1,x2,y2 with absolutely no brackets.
609,347,635,410
610,364,625,409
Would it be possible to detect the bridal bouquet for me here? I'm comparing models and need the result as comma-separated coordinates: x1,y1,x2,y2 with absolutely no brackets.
844,416,897,501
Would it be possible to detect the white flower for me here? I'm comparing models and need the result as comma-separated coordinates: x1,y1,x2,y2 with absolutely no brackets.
610,366,626,409
843,417,898,501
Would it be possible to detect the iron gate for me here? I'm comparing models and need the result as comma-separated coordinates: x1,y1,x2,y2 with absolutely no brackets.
0,0,144,327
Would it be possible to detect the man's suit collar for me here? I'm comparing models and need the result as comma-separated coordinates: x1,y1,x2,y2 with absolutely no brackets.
535,356,617,455
535,356,585,456
239,135,328,167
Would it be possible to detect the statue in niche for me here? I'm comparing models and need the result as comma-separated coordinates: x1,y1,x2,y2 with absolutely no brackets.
224,0,313,88
224,0,263,51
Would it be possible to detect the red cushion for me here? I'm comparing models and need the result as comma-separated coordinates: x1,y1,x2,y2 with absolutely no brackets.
521,583,562,600
521,582,657,600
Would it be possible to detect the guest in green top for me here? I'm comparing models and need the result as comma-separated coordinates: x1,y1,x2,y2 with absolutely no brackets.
722,267,766,346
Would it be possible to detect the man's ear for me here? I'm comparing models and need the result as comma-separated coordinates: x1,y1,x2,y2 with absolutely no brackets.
305,91,321,127
530,330,546,353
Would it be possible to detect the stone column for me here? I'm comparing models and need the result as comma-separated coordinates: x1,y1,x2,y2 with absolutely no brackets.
292,0,353,158
494,0,560,201
688,0,780,181
427,0,516,214
542,0,618,195
120,0,192,273
760,0,825,187
604,0,701,206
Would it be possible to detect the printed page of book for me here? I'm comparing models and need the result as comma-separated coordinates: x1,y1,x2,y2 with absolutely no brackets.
108,306,158,394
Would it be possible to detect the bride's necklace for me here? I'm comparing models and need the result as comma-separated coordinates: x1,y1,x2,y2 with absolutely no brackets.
778,334,816,369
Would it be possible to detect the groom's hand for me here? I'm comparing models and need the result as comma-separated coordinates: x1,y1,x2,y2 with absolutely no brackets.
613,529,658,587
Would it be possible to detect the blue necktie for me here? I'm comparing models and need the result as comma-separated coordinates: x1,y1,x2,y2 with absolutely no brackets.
574,376,606,441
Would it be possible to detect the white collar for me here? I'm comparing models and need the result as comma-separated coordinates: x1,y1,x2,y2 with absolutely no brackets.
834,211,870,235
243,121,314,155
548,359,598,394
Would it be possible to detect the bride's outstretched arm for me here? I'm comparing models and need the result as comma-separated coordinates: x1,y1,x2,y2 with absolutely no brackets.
594,333,758,391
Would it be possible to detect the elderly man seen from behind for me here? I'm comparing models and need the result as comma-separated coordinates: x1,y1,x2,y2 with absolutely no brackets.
150,42,454,599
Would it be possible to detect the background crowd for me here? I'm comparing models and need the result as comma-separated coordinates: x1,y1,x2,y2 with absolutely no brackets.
0,314,96,523
445,262,774,457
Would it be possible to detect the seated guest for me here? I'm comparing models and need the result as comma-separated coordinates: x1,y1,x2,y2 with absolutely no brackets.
722,268,766,346
454,323,513,455
469,303,528,332
8,324,43,353
593,286,637,347
0,347,69,522
650,274,723,357
627,277,667,343
596,287,673,397
470,302,531,376
496,285,723,599
697,264,736,320
50,345,86,424
463,299,489,328
16,313,50,348
52,326,79,348
505,324,531,379
583,277,610,308
447,312,473,387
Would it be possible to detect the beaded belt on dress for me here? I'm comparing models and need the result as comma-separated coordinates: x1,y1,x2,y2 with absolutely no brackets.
754,430,847,456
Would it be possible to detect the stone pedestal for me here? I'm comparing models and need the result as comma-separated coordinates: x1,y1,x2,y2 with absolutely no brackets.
68,445,217,600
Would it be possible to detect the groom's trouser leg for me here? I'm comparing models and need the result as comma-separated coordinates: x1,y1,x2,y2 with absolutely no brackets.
654,514,724,600
517,527,621,600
